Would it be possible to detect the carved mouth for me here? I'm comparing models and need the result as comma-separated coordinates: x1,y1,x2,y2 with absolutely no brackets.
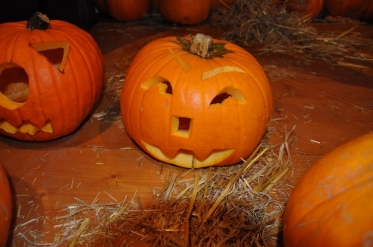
0,120,53,135
142,140,234,168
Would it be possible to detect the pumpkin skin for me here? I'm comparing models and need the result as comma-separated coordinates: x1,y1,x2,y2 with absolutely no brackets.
324,0,373,22
120,35,273,168
0,162,11,247
210,0,232,9
160,0,211,25
0,18,103,141
105,0,151,21
283,132,373,247
285,0,324,19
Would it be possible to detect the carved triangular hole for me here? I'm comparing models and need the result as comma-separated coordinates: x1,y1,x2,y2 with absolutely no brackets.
30,41,70,73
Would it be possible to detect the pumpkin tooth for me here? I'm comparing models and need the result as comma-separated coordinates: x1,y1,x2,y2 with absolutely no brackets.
194,149,235,168
0,120,53,135
0,121,17,134
41,121,53,133
19,123,39,135
194,150,213,161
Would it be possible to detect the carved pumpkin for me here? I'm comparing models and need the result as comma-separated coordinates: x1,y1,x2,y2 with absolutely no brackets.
159,0,211,25
0,162,11,247
324,0,373,22
120,34,273,168
283,132,373,247
0,12,104,141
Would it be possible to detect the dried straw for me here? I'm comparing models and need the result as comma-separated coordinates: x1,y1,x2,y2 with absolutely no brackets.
14,120,295,247
210,0,373,61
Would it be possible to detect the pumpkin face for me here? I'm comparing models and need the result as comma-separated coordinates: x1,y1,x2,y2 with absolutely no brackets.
120,35,273,168
283,132,373,247
160,0,211,25
0,162,11,247
0,14,103,141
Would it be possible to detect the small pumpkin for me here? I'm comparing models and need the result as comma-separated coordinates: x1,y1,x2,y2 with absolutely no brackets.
283,132,373,247
0,162,11,247
159,0,211,25
324,0,373,22
0,12,104,141
100,0,151,21
120,34,273,168
285,0,324,19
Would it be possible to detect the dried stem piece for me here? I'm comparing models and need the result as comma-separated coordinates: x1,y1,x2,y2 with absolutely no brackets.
27,12,50,30
175,34,233,59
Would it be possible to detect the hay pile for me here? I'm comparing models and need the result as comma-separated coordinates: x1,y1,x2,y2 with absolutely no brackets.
210,0,373,61
15,122,295,247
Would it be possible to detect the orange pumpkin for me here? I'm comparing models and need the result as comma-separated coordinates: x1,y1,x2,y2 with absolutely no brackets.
120,34,273,168
0,162,11,247
0,12,103,141
285,0,324,19
283,132,373,247
159,0,211,25
103,0,151,21
324,0,373,22
210,0,232,9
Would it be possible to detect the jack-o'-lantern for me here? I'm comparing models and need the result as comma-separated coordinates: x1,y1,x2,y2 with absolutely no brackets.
120,34,273,168
0,162,11,247
0,12,104,141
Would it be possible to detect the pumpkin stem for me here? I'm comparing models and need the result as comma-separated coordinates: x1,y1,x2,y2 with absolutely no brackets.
175,33,233,59
27,12,50,30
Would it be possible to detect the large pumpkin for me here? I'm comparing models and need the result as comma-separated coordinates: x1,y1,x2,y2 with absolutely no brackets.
283,132,373,247
98,0,151,21
324,0,373,22
120,34,273,168
0,162,11,247
0,12,103,141
159,0,211,25
285,0,324,19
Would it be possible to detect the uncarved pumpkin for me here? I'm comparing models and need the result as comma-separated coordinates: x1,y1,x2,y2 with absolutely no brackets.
0,12,103,141
104,0,151,21
159,0,211,25
285,0,324,19
324,0,373,22
120,34,273,168
283,132,373,247
0,162,11,247
210,0,232,9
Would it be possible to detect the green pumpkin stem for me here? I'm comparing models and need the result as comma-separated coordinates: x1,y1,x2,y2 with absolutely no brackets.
27,12,50,30
175,34,233,59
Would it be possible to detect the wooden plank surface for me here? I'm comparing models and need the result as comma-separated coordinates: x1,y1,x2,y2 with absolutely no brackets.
0,19,372,246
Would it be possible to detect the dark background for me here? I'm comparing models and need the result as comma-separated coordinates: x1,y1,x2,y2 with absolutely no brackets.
0,0,99,30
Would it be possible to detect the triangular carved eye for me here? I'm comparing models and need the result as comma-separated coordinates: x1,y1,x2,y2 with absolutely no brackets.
30,41,70,73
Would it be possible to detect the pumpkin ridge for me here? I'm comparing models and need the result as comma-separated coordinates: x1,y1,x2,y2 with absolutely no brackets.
288,177,373,246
